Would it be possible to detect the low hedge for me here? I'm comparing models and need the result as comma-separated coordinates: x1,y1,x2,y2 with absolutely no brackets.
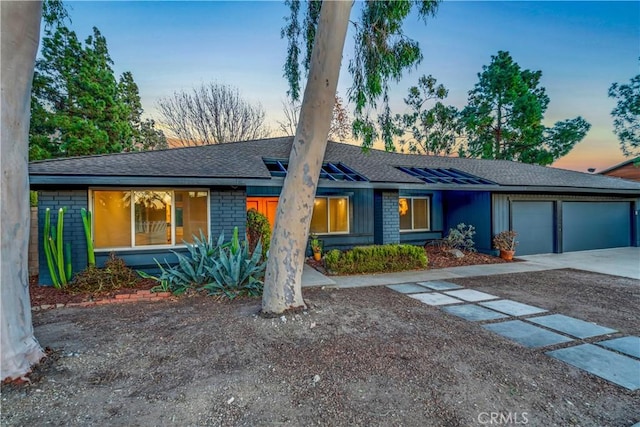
324,244,428,275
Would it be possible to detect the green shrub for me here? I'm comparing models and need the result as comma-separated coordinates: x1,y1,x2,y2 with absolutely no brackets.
69,253,138,294
443,223,476,252
139,228,266,299
324,244,427,275
138,230,226,295
201,230,265,299
247,208,271,259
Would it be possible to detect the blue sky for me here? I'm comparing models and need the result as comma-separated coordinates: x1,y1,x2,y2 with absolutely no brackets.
59,1,639,171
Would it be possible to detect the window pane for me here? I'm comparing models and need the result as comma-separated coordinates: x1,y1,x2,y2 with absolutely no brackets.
329,197,348,232
93,191,131,248
413,198,429,230
310,198,328,233
134,191,171,246
399,198,412,230
176,191,208,243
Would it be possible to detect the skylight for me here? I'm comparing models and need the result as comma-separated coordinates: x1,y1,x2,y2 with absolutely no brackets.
397,167,496,185
264,159,368,182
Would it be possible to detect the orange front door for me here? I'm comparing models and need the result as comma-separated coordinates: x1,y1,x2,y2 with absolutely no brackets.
247,197,279,230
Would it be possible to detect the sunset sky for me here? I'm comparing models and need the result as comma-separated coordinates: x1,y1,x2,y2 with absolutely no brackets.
59,1,639,172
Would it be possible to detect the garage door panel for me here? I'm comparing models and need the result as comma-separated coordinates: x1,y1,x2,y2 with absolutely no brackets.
562,202,631,252
512,201,555,255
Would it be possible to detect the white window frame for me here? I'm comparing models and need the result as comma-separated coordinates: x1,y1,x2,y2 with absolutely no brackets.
89,188,210,251
399,196,431,232
312,195,350,235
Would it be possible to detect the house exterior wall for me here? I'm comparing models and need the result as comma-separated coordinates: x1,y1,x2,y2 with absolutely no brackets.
374,190,400,245
37,186,248,284
247,186,376,252
443,191,492,253
492,193,638,255
398,190,444,246
38,190,89,285
601,163,640,181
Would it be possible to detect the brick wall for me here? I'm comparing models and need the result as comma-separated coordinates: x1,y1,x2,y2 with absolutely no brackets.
374,190,400,245
38,190,89,285
209,189,247,240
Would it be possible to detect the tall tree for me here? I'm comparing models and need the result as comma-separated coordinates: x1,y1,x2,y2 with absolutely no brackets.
118,72,168,151
29,19,164,160
609,69,640,157
394,74,462,155
278,93,352,142
263,1,439,314
157,82,270,146
461,51,590,166
1,0,45,381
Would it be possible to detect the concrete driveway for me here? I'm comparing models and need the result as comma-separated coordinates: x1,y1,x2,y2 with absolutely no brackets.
519,247,640,280
302,247,640,288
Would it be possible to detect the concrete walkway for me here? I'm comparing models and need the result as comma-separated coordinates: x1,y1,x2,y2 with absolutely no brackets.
301,247,640,288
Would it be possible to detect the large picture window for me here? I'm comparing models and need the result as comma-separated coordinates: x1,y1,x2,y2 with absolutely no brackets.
310,196,349,234
91,189,209,249
399,197,430,231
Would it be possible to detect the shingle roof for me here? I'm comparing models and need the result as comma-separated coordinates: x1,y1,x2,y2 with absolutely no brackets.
29,137,640,193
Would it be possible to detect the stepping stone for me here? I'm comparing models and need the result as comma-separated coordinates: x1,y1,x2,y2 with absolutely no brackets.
527,314,617,339
442,304,509,322
444,289,498,302
386,283,431,294
597,336,640,359
417,281,462,291
547,344,640,390
480,300,547,317
409,292,462,306
483,320,573,348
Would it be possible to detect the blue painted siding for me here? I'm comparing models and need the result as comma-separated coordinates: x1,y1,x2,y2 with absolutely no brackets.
443,191,492,253
247,186,375,252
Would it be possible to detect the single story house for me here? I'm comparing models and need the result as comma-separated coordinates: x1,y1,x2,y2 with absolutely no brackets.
30,137,640,285
599,157,640,182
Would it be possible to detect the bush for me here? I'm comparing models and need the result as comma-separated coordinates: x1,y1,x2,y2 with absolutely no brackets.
140,228,266,299
247,208,271,259
443,223,476,252
68,253,138,294
324,244,427,275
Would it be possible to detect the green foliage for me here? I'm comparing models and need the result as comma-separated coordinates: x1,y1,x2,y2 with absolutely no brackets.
80,208,95,266
282,1,440,149
247,208,271,259
201,230,266,299
460,51,590,166
394,74,462,155
138,229,266,299
69,253,139,294
443,223,476,252
139,231,225,295
609,68,640,157
309,233,322,253
43,207,72,288
30,191,38,207
29,11,165,160
324,244,427,275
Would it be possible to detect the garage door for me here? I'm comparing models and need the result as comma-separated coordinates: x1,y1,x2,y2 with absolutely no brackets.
512,201,555,255
562,202,631,252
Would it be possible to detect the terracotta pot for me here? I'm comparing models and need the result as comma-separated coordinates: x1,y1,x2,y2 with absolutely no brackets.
313,251,322,261
499,249,515,261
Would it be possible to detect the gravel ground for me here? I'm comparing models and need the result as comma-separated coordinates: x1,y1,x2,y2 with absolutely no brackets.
2,269,639,426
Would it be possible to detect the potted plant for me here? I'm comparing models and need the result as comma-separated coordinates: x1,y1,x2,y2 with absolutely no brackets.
309,233,323,261
493,230,518,260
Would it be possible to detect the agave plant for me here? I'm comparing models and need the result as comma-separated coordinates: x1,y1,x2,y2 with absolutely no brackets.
202,228,266,299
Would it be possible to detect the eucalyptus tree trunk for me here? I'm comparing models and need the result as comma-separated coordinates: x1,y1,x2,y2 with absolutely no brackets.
1,1,45,381
262,1,351,314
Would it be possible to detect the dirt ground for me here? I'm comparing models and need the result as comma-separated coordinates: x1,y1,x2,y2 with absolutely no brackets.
2,269,639,426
